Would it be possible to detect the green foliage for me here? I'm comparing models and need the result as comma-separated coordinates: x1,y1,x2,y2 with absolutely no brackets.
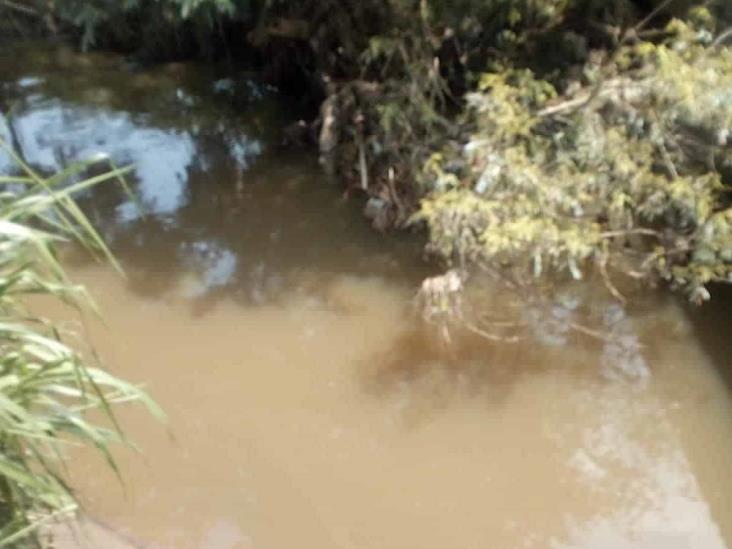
416,18,732,301
6,0,732,301
0,141,162,546
0,0,256,52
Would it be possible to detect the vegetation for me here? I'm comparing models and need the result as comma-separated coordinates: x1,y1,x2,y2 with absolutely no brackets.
0,4,730,542
417,14,732,303
6,1,731,544
0,140,161,547
3,0,732,306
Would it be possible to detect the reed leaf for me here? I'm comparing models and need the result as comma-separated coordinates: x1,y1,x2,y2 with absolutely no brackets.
0,137,162,546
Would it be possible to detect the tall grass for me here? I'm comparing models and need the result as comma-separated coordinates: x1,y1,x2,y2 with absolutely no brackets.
0,137,162,547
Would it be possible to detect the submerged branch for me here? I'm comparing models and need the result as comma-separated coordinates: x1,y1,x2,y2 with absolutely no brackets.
463,320,521,343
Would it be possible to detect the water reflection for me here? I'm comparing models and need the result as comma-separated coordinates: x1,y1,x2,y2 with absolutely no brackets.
364,291,654,428
0,43,423,311
177,240,239,298
9,98,260,221
555,384,726,549
0,113,13,173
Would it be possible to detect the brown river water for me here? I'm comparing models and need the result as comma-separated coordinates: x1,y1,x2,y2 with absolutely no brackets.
2,43,732,549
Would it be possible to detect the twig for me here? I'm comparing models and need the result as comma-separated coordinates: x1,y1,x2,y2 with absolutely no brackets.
0,0,39,17
598,253,627,305
537,95,590,117
357,140,368,191
537,78,641,118
569,321,615,343
711,27,732,49
640,245,691,271
632,0,675,38
543,1,675,118
599,228,662,239
463,320,521,343
658,138,679,179
386,167,406,222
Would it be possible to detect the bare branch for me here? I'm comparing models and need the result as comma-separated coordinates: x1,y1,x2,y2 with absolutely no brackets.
597,253,627,305
0,0,39,17
537,78,644,118
599,228,662,239
463,320,521,343
712,27,732,49
631,0,675,38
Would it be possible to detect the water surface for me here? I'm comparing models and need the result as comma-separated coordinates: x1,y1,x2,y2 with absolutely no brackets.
2,43,732,549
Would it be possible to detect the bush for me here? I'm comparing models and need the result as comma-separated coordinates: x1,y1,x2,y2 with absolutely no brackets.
415,12,732,303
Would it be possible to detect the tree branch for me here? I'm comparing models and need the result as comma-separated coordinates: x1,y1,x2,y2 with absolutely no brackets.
0,0,39,17
712,27,732,49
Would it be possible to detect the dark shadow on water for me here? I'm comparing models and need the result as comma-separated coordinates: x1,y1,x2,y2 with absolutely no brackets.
359,283,666,427
684,284,732,393
360,322,603,427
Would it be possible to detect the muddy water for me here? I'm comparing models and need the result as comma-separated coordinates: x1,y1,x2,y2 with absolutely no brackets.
2,43,732,549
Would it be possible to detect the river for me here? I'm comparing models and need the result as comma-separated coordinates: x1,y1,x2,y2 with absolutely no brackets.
1,42,732,549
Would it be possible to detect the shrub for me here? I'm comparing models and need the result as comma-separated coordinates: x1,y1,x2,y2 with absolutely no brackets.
415,15,732,303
